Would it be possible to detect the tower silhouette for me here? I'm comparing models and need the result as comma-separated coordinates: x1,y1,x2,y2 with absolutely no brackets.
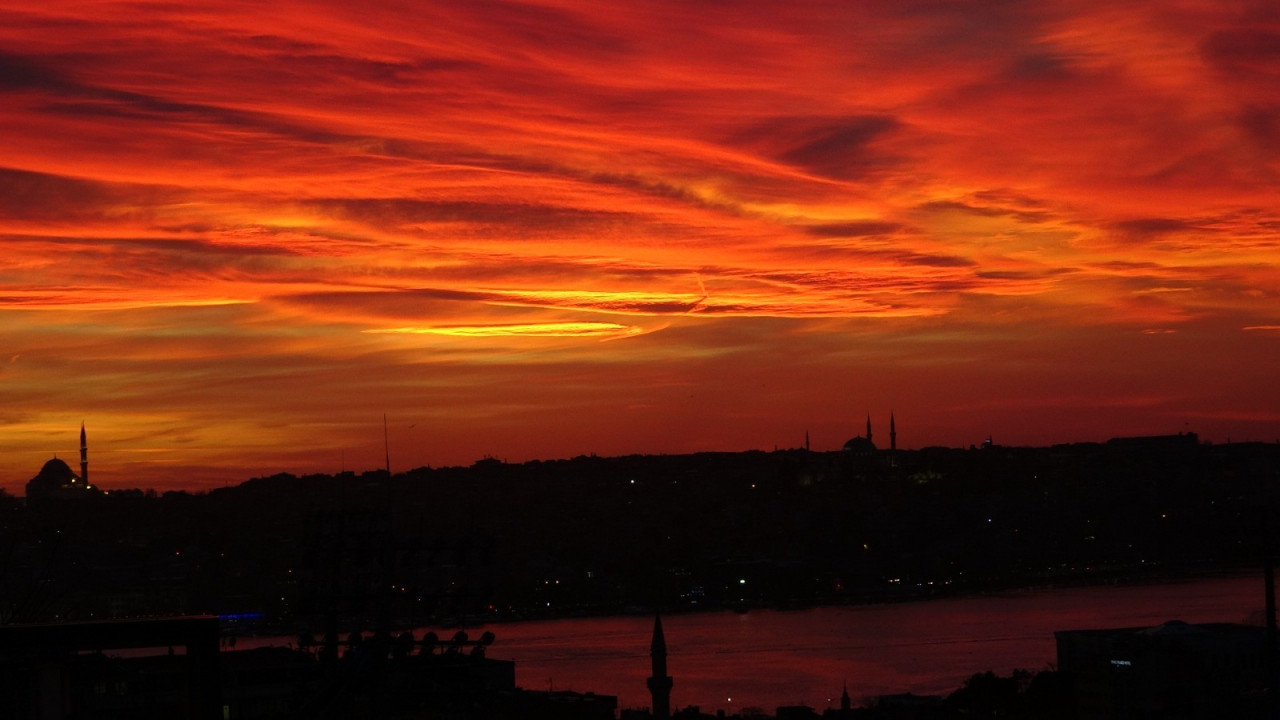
647,614,673,720
889,412,896,452
80,421,88,485
865,414,872,445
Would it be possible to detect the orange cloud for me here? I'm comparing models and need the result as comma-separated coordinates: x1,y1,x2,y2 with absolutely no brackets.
2,0,1279,490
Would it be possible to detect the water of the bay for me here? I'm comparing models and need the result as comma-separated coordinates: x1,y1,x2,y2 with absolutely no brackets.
482,574,1261,714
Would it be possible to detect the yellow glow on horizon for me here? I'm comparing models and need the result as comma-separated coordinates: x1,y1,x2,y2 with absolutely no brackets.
365,322,646,338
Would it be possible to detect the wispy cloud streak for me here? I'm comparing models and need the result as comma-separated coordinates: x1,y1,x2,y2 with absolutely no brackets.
2,0,1279,488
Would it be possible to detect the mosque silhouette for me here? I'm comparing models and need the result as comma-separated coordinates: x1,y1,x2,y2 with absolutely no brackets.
26,422,99,501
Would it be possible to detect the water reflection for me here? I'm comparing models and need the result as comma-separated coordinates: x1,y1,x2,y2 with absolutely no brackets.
486,575,1259,713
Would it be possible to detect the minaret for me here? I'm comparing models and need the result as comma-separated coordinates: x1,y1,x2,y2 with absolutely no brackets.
841,681,852,711
889,413,897,452
865,414,873,445
79,421,88,485
805,429,810,452
647,614,673,720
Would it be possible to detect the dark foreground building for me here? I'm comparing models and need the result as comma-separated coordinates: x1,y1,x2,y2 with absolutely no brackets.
0,617,221,719
0,617,615,720
1056,620,1270,719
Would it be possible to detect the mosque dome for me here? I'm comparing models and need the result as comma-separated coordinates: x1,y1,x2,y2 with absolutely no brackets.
27,456,95,499
842,436,877,454
33,457,78,484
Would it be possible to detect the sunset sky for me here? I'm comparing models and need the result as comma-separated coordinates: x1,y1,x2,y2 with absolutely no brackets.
3,1,1279,491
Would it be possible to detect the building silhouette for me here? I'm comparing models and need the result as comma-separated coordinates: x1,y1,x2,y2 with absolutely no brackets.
0,618,617,720
26,423,99,501
0,617,221,720
841,425,876,454
1056,620,1269,718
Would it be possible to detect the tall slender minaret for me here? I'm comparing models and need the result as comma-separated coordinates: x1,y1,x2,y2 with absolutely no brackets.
890,412,897,452
647,614,673,720
865,414,873,445
79,421,88,485
841,681,852,711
